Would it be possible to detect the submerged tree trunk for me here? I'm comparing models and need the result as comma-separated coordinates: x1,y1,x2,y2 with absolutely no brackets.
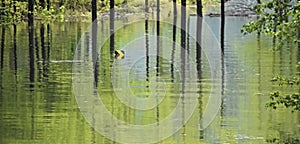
157,0,160,56
92,0,97,21
257,0,261,37
110,0,114,54
196,14,203,139
47,0,50,10
28,0,34,20
145,0,148,13
173,0,177,16
196,0,203,17
13,24,17,73
0,27,5,69
40,0,45,9
221,0,225,55
181,0,186,50
28,18,34,85
298,29,300,60
92,18,98,87
145,0,149,81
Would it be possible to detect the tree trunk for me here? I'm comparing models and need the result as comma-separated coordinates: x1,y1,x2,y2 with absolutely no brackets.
28,0,34,20
196,0,203,17
110,0,114,54
156,0,160,73
221,0,225,55
181,0,186,50
28,17,34,84
92,0,97,21
145,16,149,81
13,24,17,72
40,0,45,9
0,27,5,69
173,0,177,16
47,0,50,10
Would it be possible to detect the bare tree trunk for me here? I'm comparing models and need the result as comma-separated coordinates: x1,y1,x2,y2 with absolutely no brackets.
47,0,50,10
181,0,186,50
28,17,34,85
0,27,5,69
298,28,300,61
92,0,97,21
92,16,98,87
157,0,160,56
145,0,149,81
257,0,261,37
221,0,225,55
196,13,203,139
196,0,203,17
28,0,34,20
145,0,148,13
173,0,177,16
171,2,177,81
110,0,114,54
13,24,17,73
40,0,45,9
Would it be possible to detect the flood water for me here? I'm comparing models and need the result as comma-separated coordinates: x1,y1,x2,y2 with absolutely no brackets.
0,14,300,144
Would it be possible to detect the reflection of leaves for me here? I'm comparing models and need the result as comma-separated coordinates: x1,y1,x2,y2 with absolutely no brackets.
271,75,300,86
266,133,300,144
266,64,300,112
267,91,300,112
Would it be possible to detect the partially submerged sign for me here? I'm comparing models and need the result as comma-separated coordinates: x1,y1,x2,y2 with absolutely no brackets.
115,50,125,59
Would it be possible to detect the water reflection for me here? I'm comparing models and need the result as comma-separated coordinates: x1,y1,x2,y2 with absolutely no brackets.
13,24,17,74
110,3,115,54
28,18,35,86
0,15,300,143
196,15,203,139
1,26,5,69
171,3,177,82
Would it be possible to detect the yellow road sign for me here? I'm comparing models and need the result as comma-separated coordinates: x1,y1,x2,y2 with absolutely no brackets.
115,50,125,59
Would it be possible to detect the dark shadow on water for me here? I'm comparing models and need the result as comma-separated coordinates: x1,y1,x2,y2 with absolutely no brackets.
92,20,99,88
156,0,160,124
85,31,90,59
28,18,35,87
298,29,300,64
0,26,5,97
145,14,149,82
47,24,51,61
196,15,203,139
171,3,177,82
257,36,263,130
40,23,50,80
40,23,45,72
220,9,225,117
180,0,186,140
13,24,17,76
28,16,35,140
110,2,115,54
1,26,5,69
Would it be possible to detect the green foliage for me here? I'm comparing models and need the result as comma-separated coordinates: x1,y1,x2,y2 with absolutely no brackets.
241,0,300,48
0,0,205,24
241,0,300,112
0,0,28,24
266,62,300,112
267,91,300,112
